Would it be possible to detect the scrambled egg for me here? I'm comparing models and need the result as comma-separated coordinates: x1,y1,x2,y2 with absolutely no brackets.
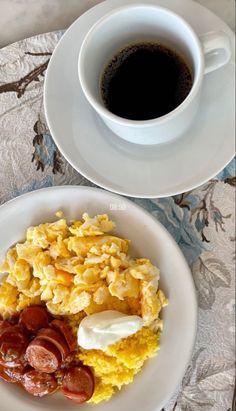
0,212,168,403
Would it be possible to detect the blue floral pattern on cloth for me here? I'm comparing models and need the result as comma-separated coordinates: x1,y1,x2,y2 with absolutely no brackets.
133,197,207,265
12,176,53,198
0,32,235,411
32,119,64,174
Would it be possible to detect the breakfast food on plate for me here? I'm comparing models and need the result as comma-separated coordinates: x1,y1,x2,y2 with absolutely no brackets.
0,212,168,404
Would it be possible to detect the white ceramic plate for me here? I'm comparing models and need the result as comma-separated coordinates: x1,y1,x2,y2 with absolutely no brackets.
0,186,197,411
44,0,235,199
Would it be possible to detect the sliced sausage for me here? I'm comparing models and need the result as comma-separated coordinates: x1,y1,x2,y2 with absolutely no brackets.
0,325,12,339
0,365,13,382
62,366,94,404
2,365,25,383
0,326,28,367
0,326,28,346
50,320,76,351
0,342,26,368
0,321,10,333
63,389,89,404
19,306,50,334
36,328,69,360
22,370,58,397
8,314,19,325
26,338,61,373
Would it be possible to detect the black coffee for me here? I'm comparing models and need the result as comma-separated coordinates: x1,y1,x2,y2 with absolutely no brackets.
101,42,193,121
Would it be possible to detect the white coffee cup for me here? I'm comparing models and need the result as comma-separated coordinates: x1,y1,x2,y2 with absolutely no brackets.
78,4,231,145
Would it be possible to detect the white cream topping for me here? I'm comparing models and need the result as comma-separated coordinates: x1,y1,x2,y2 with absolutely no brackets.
77,310,144,351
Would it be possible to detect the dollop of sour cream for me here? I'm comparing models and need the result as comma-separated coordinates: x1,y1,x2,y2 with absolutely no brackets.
77,310,144,351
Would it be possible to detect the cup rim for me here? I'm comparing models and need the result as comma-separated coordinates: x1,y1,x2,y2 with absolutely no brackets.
78,3,205,128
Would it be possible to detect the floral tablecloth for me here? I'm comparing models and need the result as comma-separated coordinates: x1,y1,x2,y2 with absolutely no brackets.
0,32,235,411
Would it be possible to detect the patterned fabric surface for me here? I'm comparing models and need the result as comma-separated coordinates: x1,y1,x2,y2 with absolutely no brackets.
0,32,235,411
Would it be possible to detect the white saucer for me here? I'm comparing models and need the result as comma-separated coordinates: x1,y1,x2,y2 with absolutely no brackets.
44,0,235,198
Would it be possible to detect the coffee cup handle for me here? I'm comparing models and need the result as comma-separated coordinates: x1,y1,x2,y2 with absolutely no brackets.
200,31,231,74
